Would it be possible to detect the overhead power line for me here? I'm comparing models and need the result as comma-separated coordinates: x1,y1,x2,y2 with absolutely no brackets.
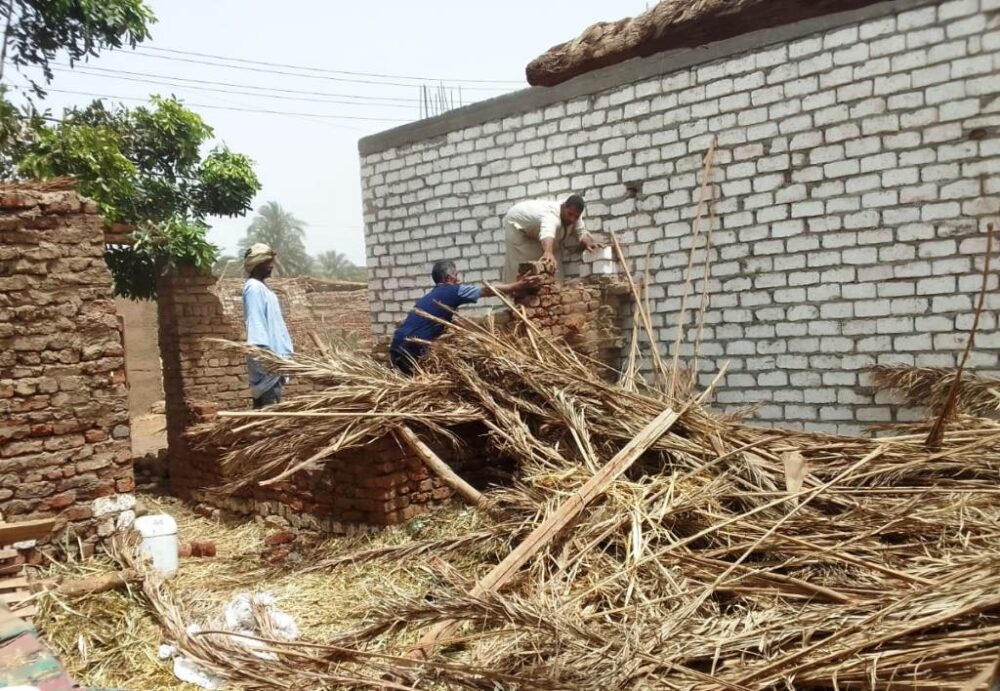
134,45,525,85
49,66,421,109
122,49,516,91
53,64,424,103
37,87,413,122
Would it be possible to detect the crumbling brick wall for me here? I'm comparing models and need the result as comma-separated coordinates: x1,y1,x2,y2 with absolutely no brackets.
156,265,248,497
0,182,134,552
181,425,484,530
158,267,376,498
513,265,630,368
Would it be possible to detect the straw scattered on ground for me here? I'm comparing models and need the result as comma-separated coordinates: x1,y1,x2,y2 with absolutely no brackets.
118,296,1000,689
34,495,485,691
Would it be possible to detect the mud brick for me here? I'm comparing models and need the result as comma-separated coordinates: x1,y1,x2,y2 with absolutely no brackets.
431,486,454,500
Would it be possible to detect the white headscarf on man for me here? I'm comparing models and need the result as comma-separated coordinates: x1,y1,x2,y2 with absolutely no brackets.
243,243,276,273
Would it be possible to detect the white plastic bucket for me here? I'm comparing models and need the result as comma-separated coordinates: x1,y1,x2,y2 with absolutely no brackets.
134,514,179,577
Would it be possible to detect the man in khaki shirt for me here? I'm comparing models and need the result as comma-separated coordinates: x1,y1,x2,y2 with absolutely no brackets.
502,195,601,281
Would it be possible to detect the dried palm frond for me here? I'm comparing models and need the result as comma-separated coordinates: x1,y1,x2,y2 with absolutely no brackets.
153,295,1000,690
867,364,1000,416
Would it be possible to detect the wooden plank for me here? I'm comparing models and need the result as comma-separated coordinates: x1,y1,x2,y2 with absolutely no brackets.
0,548,19,560
0,518,56,545
0,591,30,604
9,604,36,619
408,402,686,660
0,576,30,591
0,563,23,577
395,425,490,512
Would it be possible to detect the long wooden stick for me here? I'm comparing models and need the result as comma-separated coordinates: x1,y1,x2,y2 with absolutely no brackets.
407,391,699,660
309,331,332,358
54,569,143,598
669,139,718,400
395,425,487,512
925,222,994,448
609,231,670,391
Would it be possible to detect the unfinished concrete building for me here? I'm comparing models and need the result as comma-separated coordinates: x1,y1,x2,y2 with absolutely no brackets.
358,0,1000,435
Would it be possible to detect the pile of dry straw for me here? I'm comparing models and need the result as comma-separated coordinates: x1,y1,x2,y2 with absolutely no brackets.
131,253,1000,690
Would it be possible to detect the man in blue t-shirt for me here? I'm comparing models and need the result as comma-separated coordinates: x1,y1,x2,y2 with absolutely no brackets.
389,260,537,375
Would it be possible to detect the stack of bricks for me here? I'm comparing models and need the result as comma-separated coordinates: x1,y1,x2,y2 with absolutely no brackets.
0,182,135,553
514,263,630,367
184,419,483,530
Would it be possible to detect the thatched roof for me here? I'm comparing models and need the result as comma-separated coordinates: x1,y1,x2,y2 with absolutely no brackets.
526,0,883,87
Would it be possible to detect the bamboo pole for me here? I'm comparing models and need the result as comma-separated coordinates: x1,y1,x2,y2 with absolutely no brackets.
669,138,718,400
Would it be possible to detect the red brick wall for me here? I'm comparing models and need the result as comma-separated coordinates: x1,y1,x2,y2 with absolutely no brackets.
156,265,248,497
183,428,480,529
215,276,372,352
514,266,630,368
0,183,134,550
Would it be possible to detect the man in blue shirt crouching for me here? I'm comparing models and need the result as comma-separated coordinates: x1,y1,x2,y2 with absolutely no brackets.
389,260,537,375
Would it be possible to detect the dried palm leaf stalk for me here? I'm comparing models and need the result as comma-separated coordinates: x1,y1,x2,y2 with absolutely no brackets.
867,364,1000,417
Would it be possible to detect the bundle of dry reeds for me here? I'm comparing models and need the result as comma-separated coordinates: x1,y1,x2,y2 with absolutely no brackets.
170,273,1000,689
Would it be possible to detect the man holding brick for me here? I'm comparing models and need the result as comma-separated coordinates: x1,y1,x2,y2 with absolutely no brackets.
389,260,538,375
501,194,602,282
242,243,293,408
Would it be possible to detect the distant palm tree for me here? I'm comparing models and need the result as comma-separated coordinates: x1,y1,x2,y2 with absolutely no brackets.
237,202,311,276
212,253,238,276
314,250,366,281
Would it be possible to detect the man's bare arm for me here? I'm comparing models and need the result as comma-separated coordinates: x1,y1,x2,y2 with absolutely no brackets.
481,275,542,297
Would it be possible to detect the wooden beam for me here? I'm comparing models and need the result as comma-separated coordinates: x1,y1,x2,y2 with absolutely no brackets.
55,570,143,598
0,576,29,592
408,403,683,659
0,518,56,545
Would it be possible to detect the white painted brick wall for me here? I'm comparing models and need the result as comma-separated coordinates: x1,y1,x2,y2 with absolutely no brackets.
360,0,1000,435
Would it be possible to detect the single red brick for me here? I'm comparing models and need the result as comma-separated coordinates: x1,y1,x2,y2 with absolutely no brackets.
264,530,296,546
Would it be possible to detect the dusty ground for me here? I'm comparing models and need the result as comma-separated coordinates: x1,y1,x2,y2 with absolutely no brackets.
131,412,167,457
36,494,484,690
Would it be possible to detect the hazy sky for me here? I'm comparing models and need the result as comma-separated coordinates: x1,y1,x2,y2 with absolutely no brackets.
10,1,650,265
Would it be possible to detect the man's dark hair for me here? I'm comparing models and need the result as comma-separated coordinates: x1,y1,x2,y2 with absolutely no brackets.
431,260,457,284
564,194,585,212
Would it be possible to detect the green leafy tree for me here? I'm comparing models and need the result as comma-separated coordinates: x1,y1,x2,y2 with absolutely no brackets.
238,202,312,276
13,95,260,299
0,1,256,299
0,85,43,177
0,0,155,91
313,250,366,282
